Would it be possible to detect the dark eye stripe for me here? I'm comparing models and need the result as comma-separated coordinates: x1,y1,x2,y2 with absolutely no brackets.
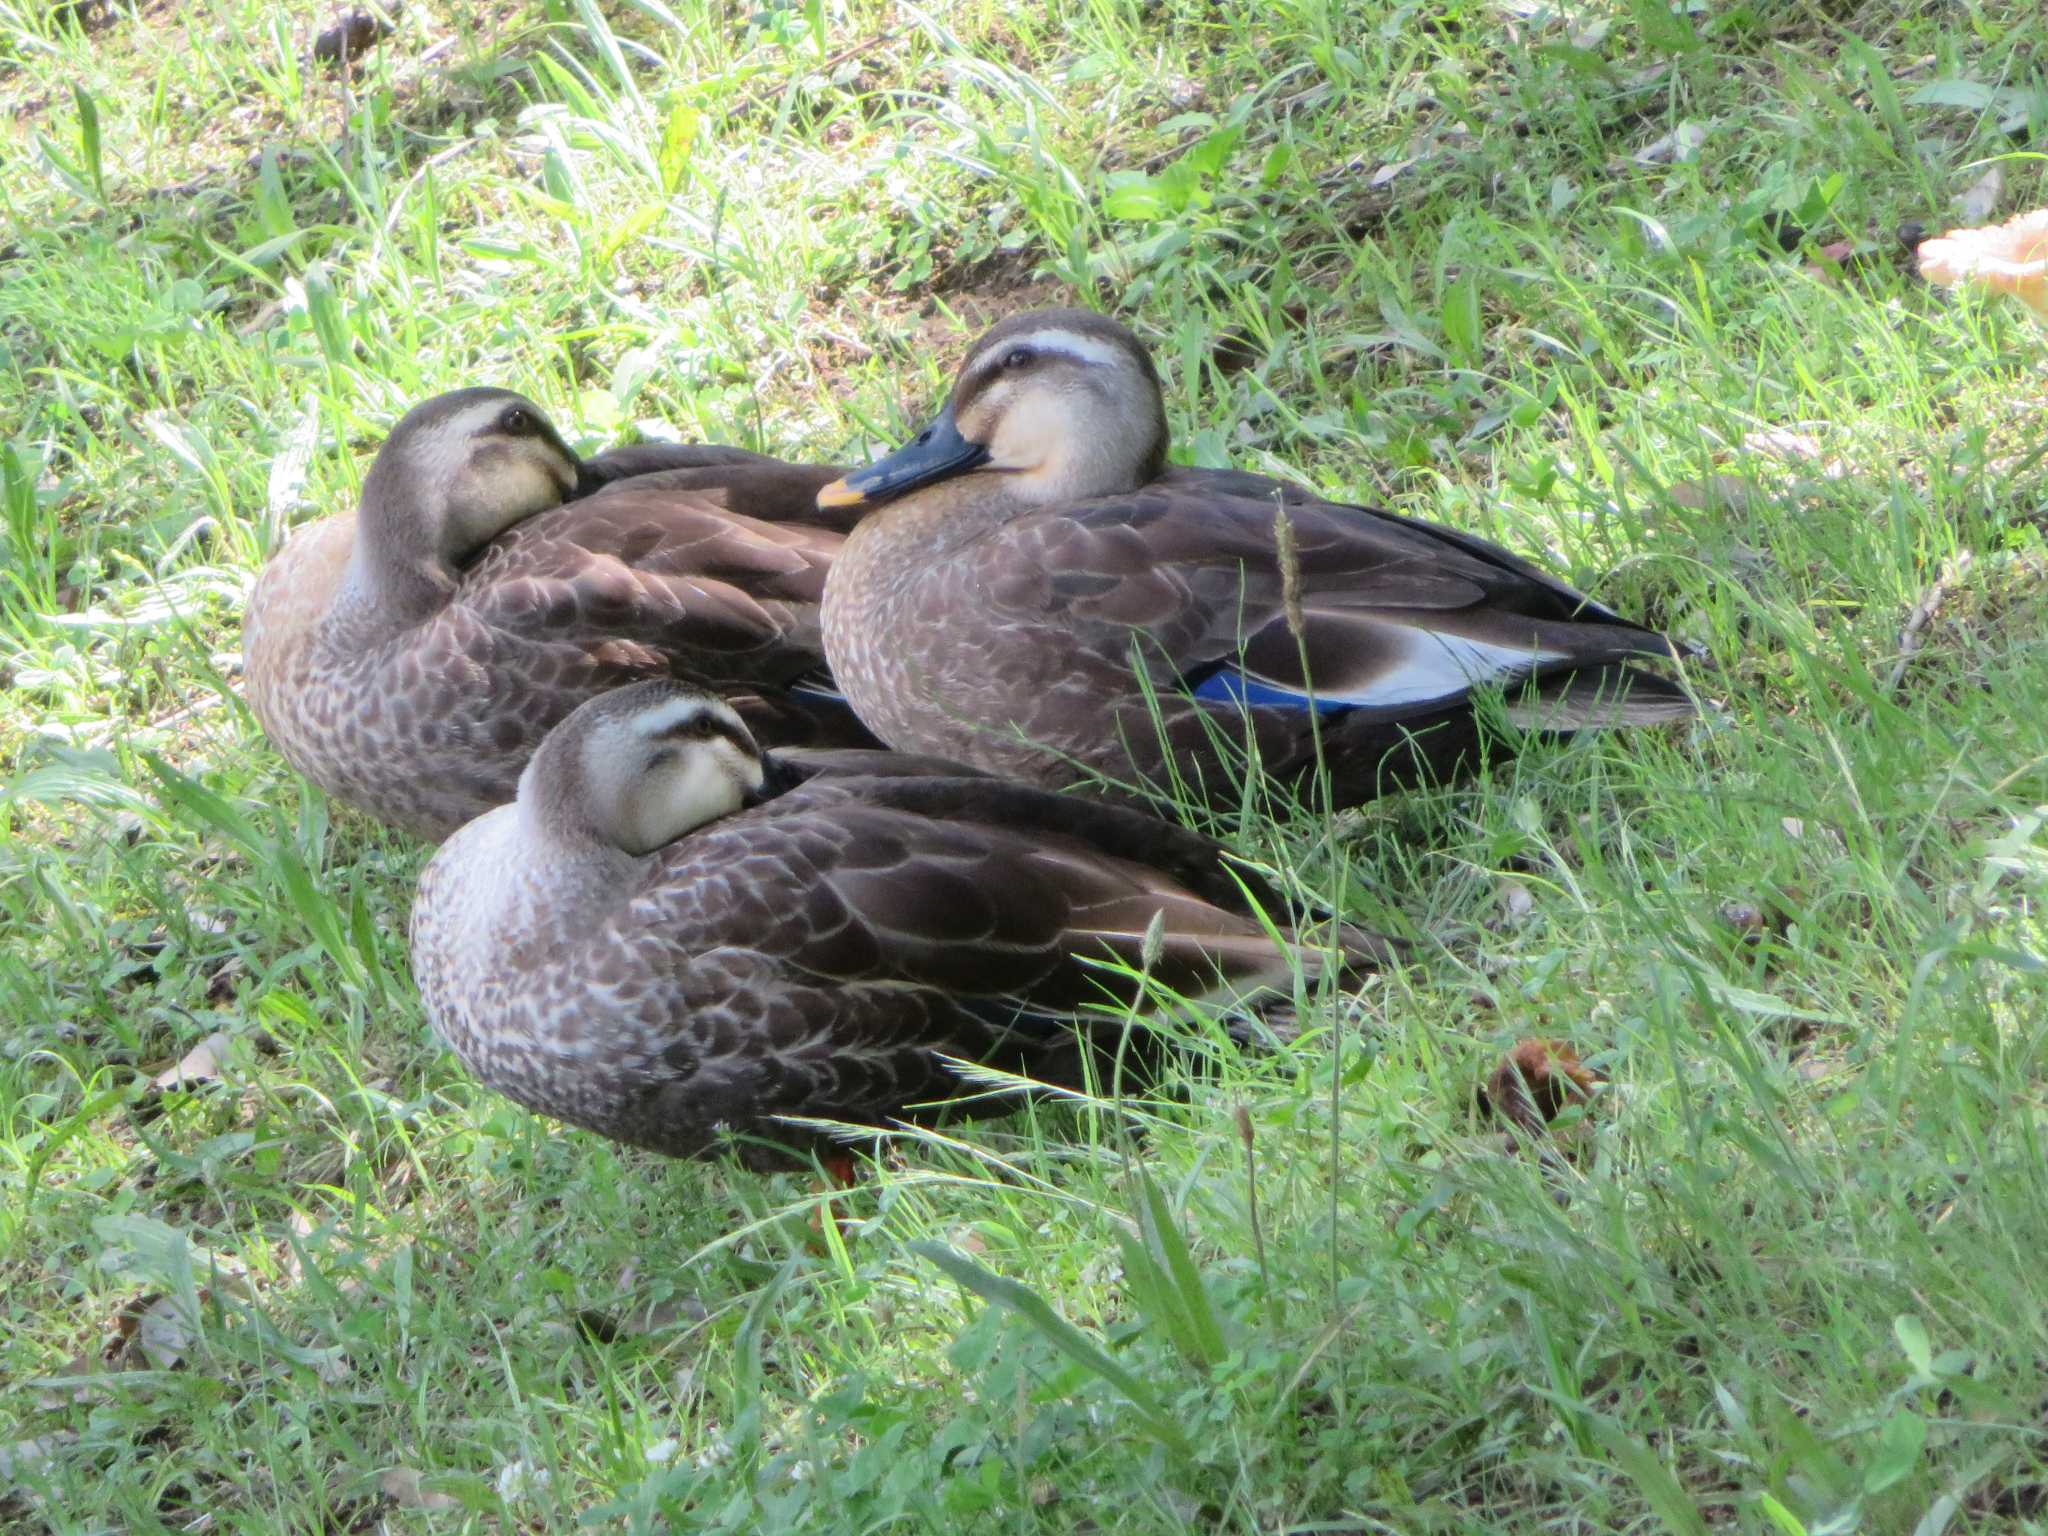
647,709,755,756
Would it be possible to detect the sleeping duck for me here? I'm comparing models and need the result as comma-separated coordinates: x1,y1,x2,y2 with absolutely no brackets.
409,680,1388,1166
243,388,876,841
817,309,1696,807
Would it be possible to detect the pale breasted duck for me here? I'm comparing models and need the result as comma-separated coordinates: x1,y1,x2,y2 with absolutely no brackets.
409,680,1388,1166
817,309,1696,807
243,388,875,840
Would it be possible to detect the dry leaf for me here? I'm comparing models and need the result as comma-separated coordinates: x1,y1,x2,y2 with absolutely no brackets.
1955,165,2005,227
1802,238,1860,285
278,1209,318,1286
1742,429,1824,463
1496,878,1535,923
1666,474,1753,511
495,1459,550,1502
1479,1039,1601,1141
632,1293,708,1333
1719,900,1767,937
311,8,392,69
111,1292,199,1370
1741,428,1848,480
379,1468,460,1512
1780,817,1806,839
152,1032,232,1091
1795,1054,1841,1083
580,1288,710,1343
0,1432,73,1482
1632,120,1706,167
1918,207,2048,318
33,1352,105,1410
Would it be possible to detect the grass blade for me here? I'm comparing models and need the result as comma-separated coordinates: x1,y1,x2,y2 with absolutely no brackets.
1589,1417,1710,1536
1132,1171,1226,1369
910,1240,1192,1458
72,85,105,203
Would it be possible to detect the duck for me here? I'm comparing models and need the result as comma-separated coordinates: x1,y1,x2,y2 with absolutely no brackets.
816,309,1697,808
409,680,1389,1166
243,387,879,841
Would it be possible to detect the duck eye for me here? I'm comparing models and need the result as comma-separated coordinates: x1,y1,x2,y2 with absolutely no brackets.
499,407,535,436
689,713,721,739
1001,347,1033,370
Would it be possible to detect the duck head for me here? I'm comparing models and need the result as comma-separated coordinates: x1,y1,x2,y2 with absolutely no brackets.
521,681,772,855
354,388,591,616
818,309,1169,512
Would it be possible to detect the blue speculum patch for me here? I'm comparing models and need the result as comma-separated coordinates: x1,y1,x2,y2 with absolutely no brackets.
791,676,849,703
1187,667,1356,715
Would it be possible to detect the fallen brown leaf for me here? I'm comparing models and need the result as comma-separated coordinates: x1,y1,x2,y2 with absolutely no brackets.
110,1292,199,1371
1631,120,1705,167
0,1432,73,1483
379,1468,460,1512
311,9,392,69
33,1352,106,1410
1718,900,1767,938
1495,878,1535,925
1742,428,1825,464
577,1287,710,1343
151,1031,232,1091
1666,474,1753,511
1955,165,2005,228
1479,1038,1600,1143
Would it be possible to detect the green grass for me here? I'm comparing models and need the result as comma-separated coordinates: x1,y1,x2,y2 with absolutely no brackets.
4,0,2048,1529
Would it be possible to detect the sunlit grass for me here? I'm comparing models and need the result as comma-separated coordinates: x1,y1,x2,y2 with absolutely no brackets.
3,0,2047,1530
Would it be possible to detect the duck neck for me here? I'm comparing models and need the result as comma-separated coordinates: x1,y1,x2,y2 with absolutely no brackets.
330,456,473,635
330,525,457,637
503,798,646,932
841,475,1032,569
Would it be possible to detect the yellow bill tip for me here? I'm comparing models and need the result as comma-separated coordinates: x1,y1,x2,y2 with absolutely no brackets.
815,477,868,510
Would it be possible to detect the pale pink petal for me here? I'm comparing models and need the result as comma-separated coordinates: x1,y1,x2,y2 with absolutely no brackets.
1919,208,2048,317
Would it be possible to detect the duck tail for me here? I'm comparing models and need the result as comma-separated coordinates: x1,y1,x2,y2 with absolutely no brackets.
1501,665,1698,732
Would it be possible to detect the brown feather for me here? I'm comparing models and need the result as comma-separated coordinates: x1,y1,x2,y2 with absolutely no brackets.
245,427,873,841
411,703,1393,1168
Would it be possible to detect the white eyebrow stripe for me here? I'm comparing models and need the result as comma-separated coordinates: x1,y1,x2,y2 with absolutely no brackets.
966,328,1128,389
410,402,515,480
632,697,746,739
633,700,706,737
1002,328,1126,368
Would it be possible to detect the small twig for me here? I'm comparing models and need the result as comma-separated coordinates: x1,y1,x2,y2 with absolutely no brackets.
1883,550,1973,695
1234,1104,1277,1334
726,29,896,120
812,327,876,360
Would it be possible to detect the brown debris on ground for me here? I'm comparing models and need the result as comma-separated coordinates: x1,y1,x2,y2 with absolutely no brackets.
1477,1037,1601,1151
311,9,395,71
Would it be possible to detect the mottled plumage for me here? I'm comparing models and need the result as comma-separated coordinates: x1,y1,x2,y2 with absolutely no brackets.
820,309,1696,806
243,389,874,840
410,682,1387,1166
